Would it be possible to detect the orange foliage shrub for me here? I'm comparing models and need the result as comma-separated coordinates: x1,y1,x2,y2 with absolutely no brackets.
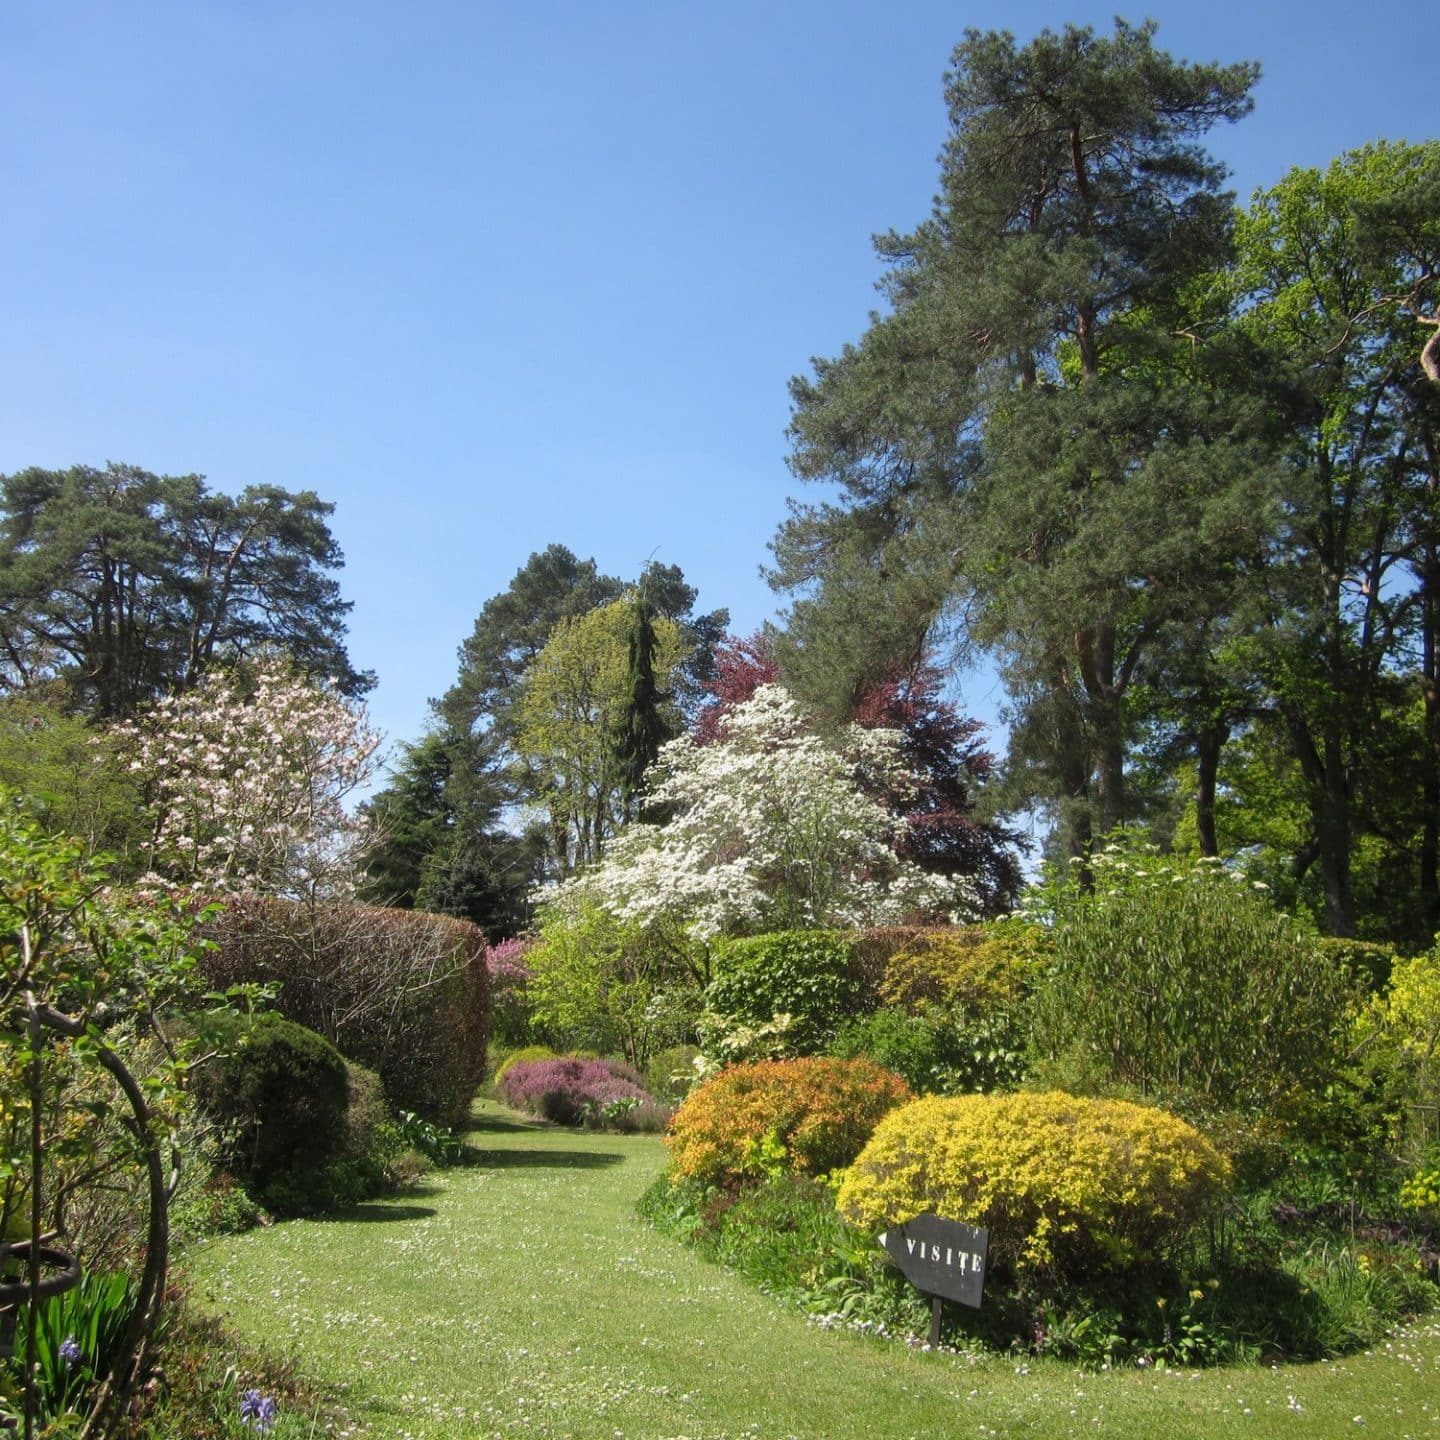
665,1056,912,1188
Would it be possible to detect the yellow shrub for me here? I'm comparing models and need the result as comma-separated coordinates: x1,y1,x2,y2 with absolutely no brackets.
837,1090,1230,1275
879,921,1051,1015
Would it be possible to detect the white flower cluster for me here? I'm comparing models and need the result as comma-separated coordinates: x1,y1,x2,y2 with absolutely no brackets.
112,659,381,899
556,685,977,939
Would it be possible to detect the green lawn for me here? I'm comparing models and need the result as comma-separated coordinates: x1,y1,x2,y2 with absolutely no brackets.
187,1104,1440,1439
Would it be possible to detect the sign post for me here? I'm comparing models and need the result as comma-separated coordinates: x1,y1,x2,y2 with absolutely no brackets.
877,1214,988,1346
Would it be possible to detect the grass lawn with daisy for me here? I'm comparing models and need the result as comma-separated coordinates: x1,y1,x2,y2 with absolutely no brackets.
187,1103,1440,1440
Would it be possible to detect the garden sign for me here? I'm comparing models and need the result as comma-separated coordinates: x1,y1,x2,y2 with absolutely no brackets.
878,1214,988,1346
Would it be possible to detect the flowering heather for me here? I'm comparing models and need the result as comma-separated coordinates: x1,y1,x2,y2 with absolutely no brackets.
487,936,533,985
499,1056,661,1128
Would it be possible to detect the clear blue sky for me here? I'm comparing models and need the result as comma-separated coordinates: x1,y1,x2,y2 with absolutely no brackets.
2,1,1435,763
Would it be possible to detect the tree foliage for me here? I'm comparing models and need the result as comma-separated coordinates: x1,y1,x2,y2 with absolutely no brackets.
770,20,1267,859
0,462,367,718
559,684,978,940
515,597,687,874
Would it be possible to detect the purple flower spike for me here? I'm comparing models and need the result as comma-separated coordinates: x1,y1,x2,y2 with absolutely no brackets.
58,1336,81,1366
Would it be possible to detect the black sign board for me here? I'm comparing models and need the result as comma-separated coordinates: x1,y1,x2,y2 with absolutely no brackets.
878,1215,988,1344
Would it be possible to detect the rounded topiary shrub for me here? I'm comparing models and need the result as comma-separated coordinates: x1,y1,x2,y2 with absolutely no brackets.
837,1090,1231,1276
666,1056,912,1188
188,1011,351,1217
492,1045,559,1086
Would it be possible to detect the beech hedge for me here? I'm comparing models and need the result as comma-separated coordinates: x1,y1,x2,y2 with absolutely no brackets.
202,897,488,1126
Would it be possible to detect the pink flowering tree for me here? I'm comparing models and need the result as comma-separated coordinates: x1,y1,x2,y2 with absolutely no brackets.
113,658,382,900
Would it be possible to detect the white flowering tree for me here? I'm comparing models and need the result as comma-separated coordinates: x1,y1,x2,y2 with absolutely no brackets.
113,658,381,899
559,684,977,940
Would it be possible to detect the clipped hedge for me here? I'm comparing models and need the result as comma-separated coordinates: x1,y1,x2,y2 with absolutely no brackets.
666,1057,912,1188
203,897,488,1126
838,1090,1231,1276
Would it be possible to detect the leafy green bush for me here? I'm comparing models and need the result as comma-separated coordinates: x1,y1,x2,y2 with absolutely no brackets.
1355,943,1440,1160
703,932,860,1057
830,1005,1027,1096
189,1011,352,1217
830,1008,957,1094
492,1045,559,1087
838,1090,1231,1276
1317,936,1399,995
645,1044,703,1101
666,1057,912,1188
524,897,704,1066
1029,846,1349,1112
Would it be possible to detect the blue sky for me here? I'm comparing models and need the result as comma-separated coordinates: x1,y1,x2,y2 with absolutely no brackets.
2,1,1435,766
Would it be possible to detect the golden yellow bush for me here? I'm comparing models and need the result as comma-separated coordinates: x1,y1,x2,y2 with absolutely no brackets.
837,1090,1230,1274
878,921,1050,1014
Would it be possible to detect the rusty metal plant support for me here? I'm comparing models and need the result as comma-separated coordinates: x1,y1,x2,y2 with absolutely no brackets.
0,1000,87,1439
1,994,170,1440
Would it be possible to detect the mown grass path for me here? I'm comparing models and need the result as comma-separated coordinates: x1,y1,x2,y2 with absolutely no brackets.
189,1105,1440,1439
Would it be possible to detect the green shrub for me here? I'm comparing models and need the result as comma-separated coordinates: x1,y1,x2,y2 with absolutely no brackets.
666,1056,912,1188
1029,845,1349,1113
202,897,489,1126
830,1005,1027,1095
524,898,704,1066
645,1044,703,1101
1317,936,1399,995
189,1011,351,1217
493,1045,559,1087
838,1090,1231,1277
703,932,860,1056
171,1172,265,1241
1355,943,1440,1159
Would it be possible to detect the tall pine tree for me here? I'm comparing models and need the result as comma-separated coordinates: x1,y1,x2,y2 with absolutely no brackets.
771,20,1266,857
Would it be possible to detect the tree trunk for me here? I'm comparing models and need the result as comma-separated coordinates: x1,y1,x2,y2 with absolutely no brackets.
1194,720,1228,858
1420,536,1440,936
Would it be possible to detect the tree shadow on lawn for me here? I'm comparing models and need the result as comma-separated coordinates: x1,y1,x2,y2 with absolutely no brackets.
465,1112,546,1136
316,1202,439,1223
456,1146,625,1170
458,1104,629,1168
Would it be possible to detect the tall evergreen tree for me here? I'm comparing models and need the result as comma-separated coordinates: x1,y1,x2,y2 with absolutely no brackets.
770,20,1265,858
614,580,677,820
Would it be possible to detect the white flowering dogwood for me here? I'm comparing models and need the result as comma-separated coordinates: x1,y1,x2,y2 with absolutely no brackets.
113,658,381,899
558,685,977,939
